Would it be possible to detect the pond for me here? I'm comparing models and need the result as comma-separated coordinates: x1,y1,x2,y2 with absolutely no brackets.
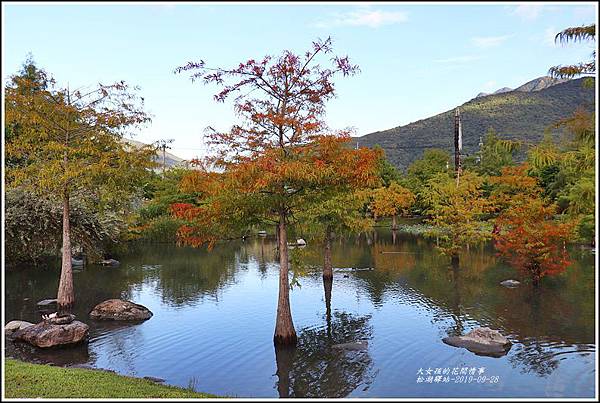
4,229,596,398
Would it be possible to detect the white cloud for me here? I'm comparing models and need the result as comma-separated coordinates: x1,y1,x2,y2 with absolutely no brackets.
314,7,408,29
511,4,544,20
434,55,481,64
471,35,513,48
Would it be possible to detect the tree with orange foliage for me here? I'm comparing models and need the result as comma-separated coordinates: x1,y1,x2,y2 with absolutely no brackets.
369,182,415,230
490,164,574,286
174,38,380,346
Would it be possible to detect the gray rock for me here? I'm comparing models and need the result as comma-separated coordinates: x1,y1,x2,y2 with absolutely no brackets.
443,327,511,357
71,258,84,266
37,299,57,307
296,238,306,246
500,279,520,288
5,320,34,334
332,341,368,351
99,259,120,267
13,320,89,348
89,299,153,321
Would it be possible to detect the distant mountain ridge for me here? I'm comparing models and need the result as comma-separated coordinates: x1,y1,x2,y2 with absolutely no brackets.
123,138,188,170
475,76,568,98
357,77,594,171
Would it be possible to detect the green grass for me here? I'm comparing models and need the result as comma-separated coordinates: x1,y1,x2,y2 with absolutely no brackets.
4,359,219,399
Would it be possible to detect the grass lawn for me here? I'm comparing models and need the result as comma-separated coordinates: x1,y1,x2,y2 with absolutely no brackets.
4,358,219,399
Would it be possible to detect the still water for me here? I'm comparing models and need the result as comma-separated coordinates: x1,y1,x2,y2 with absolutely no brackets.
4,229,596,398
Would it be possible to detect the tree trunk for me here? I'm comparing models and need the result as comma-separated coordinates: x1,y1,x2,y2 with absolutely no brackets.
391,214,398,230
392,229,397,245
451,254,459,271
323,229,333,280
324,275,333,339
274,212,297,346
57,186,74,315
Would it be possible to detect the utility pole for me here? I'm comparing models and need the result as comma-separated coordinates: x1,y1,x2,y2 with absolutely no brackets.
157,139,174,176
454,108,462,185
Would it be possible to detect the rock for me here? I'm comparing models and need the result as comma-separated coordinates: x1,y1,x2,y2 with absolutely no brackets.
99,259,120,267
37,299,57,307
71,258,84,266
13,320,89,348
47,314,76,325
5,320,34,335
332,341,368,351
442,327,512,357
257,230,267,236
89,299,153,321
500,279,520,288
296,238,306,246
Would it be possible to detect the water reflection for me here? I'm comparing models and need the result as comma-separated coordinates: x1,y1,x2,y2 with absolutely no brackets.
274,310,376,397
4,228,595,398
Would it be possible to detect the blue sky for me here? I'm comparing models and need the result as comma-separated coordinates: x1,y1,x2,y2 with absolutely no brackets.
2,2,597,160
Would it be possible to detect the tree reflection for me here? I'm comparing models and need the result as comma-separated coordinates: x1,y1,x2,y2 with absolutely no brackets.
274,310,376,397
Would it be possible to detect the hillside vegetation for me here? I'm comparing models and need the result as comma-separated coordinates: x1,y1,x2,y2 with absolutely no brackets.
357,77,594,170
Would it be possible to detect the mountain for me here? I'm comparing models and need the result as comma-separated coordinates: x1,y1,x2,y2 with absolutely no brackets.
356,77,594,171
475,76,568,99
515,76,568,92
493,87,513,95
123,138,189,170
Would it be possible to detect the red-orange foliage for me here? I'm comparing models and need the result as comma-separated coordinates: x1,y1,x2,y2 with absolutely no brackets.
175,38,377,345
491,164,574,285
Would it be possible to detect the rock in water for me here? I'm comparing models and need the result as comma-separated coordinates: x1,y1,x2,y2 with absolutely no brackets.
500,279,520,288
89,299,153,321
332,341,368,351
5,320,34,337
442,327,511,357
13,320,89,348
99,259,120,267
48,314,76,325
37,299,57,307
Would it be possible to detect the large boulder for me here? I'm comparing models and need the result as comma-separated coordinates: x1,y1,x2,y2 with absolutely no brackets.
13,317,89,348
5,320,34,338
89,299,153,321
442,327,512,357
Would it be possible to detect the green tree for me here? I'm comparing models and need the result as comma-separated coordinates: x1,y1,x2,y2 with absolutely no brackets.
132,168,199,242
423,171,491,265
5,62,154,313
300,189,374,279
369,182,415,230
403,148,451,213
474,128,520,176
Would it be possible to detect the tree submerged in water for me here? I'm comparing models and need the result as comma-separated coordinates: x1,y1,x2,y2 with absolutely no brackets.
422,170,492,265
174,38,380,346
5,57,154,314
490,165,574,286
